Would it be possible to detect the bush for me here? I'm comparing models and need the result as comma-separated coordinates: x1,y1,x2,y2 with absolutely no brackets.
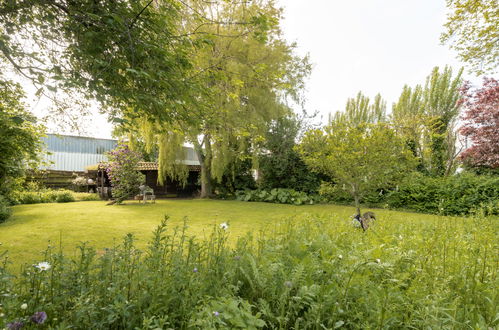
235,188,322,205
0,216,496,328
0,195,11,223
55,191,75,203
17,191,42,204
385,172,499,215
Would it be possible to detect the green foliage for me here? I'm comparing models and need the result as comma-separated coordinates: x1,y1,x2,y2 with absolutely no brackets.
385,172,499,216
0,195,11,223
0,215,497,328
14,189,77,205
259,113,322,193
392,66,463,176
299,123,416,213
55,191,75,203
0,0,192,120
330,91,386,125
441,0,499,75
106,143,145,204
0,78,43,201
235,188,321,205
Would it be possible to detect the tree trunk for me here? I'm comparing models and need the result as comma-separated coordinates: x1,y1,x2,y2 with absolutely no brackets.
193,135,213,198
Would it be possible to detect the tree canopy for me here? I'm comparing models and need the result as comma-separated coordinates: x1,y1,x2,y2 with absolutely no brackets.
298,123,416,215
459,78,499,170
441,0,499,75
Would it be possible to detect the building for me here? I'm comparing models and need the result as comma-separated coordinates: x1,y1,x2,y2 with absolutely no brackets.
41,134,117,172
39,134,201,197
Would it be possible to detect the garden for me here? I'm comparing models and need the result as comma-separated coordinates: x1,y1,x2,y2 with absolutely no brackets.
0,0,498,329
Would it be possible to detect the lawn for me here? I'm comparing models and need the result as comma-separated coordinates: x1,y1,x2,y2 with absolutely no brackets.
0,199,459,267
1,199,497,328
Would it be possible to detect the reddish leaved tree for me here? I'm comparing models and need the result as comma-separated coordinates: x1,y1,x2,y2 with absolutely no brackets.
459,78,499,169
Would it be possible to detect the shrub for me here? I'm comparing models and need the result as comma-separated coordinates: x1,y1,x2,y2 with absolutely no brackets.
0,195,11,222
235,188,321,205
385,172,499,215
40,190,58,203
17,191,42,204
55,191,75,203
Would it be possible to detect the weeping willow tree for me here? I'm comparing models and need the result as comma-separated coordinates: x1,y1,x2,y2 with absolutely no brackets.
392,66,463,176
122,0,310,198
329,92,387,126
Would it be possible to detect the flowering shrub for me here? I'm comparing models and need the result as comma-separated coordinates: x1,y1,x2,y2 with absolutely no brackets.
106,143,145,204
0,214,496,328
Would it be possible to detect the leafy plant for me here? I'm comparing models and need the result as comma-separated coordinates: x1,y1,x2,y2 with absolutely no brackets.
0,195,11,223
235,188,321,205
55,191,75,203
0,214,496,328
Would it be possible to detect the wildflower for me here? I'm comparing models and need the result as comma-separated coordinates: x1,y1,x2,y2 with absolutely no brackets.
213,311,220,317
376,259,381,263
20,303,27,310
35,262,51,271
0,313,4,317
338,254,343,259
7,321,24,330
30,311,47,324
193,267,198,273
284,281,293,288
219,222,229,230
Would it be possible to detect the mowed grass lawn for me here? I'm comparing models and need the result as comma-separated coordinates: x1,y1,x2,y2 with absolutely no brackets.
0,199,469,267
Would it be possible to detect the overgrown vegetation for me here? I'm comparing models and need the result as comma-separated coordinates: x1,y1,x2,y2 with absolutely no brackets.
235,188,321,205
0,214,496,329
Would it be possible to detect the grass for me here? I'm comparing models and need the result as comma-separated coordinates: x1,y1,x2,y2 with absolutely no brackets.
1,200,497,328
0,199,463,267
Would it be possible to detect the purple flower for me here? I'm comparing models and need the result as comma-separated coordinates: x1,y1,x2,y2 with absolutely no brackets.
193,267,198,273
7,321,24,330
30,311,47,324
213,311,220,317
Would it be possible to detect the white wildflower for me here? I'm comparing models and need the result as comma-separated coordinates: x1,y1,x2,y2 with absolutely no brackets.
219,222,229,230
20,303,27,310
338,254,343,259
35,262,51,271
376,258,381,264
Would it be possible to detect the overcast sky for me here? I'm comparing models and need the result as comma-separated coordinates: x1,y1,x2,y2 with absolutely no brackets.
32,0,476,139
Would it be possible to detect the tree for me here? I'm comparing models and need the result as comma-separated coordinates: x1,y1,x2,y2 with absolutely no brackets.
392,66,464,176
330,92,386,126
0,0,192,120
106,143,145,204
121,0,310,198
441,0,499,75
298,123,416,216
259,112,322,193
459,78,499,170
0,78,44,201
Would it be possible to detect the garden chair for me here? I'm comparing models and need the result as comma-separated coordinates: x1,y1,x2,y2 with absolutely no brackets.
138,185,156,204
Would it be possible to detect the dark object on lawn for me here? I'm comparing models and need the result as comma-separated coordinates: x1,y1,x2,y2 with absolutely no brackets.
353,212,376,231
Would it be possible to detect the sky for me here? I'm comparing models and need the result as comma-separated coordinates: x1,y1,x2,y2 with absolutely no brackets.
29,0,476,139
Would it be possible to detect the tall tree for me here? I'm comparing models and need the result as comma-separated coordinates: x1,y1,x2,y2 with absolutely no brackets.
459,78,499,170
298,123,416,216
441,0,499,75
0,78,44,199
392,66,464,176
330,92,386,126
122,0,310,198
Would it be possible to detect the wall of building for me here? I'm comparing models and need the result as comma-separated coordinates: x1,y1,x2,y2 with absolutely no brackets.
40,134,117,172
